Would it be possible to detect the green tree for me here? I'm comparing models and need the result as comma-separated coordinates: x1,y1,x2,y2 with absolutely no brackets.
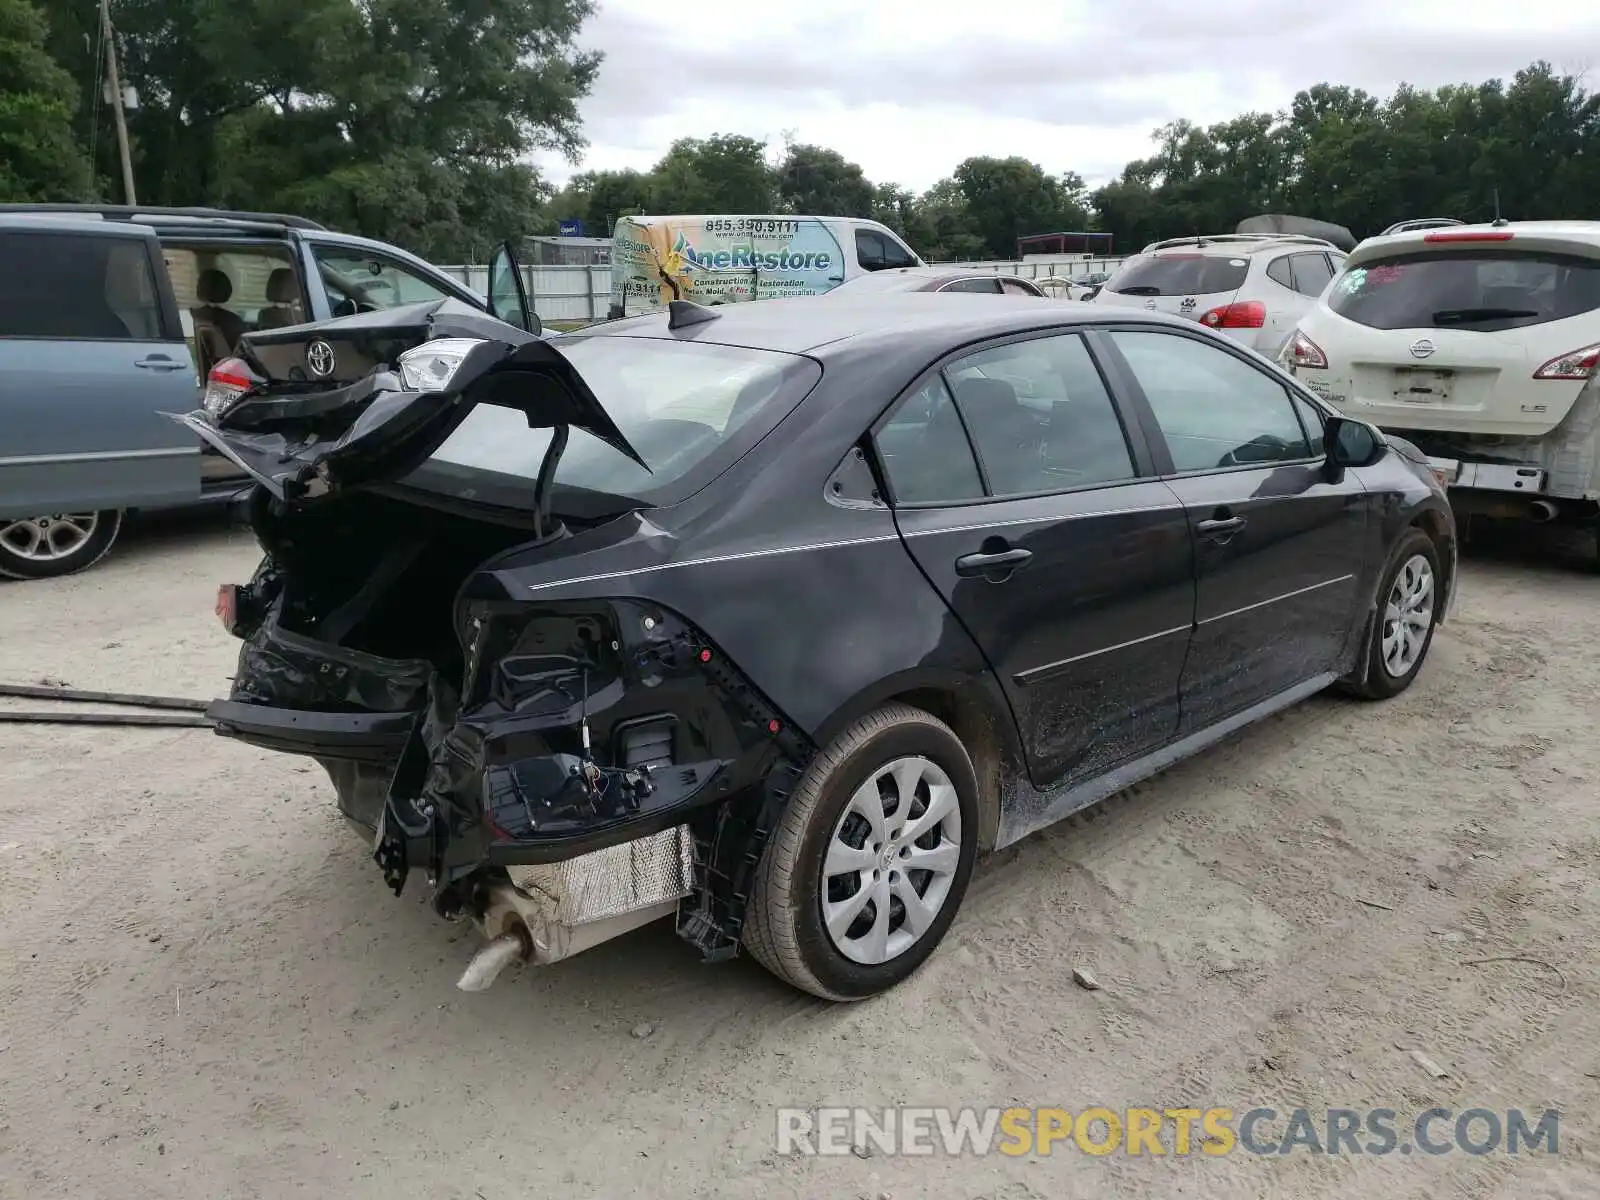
648,134,775,213
952,156,1090,258
548,168,652,234
776,142,873,216
0,0,89,201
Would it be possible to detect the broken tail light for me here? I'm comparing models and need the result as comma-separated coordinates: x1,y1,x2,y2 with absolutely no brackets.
204,357,260,417
1200,300,1266,329
1533,343,1600,381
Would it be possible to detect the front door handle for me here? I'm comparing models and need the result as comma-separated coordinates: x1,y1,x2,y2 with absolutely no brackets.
135,355,187,372
1196,515,1246,536
954,547,1033,578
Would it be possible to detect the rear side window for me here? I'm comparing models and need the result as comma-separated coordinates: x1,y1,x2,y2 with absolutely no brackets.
940,277,1002,294
877,378,985,504
999,278,1042,297
1290,253,1334,296
1329,250,1600,332
0,232,165,340
1106,254,1248,297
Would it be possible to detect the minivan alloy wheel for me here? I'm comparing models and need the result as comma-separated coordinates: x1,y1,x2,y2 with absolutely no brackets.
822,755,963,965
0,512,100,562
1382,553,1435,677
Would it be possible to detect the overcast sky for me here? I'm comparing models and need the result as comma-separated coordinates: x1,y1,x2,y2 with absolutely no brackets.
534,0,1599,194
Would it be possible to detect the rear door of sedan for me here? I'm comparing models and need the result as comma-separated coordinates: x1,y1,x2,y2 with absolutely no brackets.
873,328,1197,793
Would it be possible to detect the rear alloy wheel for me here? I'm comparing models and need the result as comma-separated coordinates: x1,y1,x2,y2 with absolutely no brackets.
1344,528,1440,699
743,703,979,1000
0,510,122,580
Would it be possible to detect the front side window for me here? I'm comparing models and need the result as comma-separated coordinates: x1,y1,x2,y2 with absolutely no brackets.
312,246,456,316
1328,250,1600,332
0,233,164,341
856,229,916,272
1109,330,1312,472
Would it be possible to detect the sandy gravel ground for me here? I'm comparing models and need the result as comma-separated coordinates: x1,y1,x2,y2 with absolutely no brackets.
1,510,1598,1200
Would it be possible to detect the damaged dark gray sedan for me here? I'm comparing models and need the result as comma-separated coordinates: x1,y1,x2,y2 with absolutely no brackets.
180,278,1456,1001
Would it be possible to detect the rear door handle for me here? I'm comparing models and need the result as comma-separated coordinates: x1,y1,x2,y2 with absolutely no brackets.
954,547,1033,578
135,356,187,372
1196,516,1246,535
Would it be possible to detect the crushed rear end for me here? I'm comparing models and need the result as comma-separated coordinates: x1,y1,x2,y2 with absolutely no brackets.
182,301,815,987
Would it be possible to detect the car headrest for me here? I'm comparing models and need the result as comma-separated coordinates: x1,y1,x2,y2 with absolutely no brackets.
196,269,233,304
954,377,1025,419
265,268,298,304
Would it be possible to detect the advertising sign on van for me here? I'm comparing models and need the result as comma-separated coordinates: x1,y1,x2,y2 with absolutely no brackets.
611,217,847,315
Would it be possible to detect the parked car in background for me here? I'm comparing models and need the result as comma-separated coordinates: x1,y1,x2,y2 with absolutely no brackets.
1377,218,1465,237
608,214,924,317
1092,234,1347,356
822,266,1047,297
1281,220,1600,550
0,203,528,579
183,288,1454,1001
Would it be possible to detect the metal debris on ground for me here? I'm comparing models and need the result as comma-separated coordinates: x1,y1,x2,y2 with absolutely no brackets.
0,681,212,728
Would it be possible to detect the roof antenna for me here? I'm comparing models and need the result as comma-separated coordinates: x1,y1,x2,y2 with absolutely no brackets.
1492,187,1506,227
667,299,720,330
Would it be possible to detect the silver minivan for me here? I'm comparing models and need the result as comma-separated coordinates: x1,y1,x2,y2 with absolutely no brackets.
0,215,200,578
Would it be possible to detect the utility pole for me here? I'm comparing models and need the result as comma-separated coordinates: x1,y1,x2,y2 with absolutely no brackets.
99,0,137,204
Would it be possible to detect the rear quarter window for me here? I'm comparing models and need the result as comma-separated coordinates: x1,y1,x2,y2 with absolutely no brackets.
1105,255,1249,297
1329,250,1600,332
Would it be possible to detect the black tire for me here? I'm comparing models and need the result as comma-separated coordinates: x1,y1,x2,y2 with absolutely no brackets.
743,702,979,1000
1343,528,1441,700
0,510,122,580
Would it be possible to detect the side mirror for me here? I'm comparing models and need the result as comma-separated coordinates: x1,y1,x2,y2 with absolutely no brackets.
1324,415,1388,473
487,241,542,337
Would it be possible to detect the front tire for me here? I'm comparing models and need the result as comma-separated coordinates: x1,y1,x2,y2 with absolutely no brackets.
0,510,122,580
1345,528,1441,700
743,703,979,1000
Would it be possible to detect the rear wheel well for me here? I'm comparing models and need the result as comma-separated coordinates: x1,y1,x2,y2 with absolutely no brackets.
886,687,1003,853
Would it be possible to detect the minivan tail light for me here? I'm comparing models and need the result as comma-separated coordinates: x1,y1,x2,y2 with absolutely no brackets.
1284,330,1329,370
1533,343,1600,381
1423,230,1514,243
1199,300,1266,329
204,357,258,417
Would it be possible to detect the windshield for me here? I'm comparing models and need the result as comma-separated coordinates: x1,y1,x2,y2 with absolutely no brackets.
404,336,822,511
1105,255,1248,297
1329,250,1600,332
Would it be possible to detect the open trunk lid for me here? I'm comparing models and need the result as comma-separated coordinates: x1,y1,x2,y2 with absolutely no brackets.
171,300,645,504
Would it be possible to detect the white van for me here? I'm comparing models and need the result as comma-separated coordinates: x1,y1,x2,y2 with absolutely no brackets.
608,215,923,318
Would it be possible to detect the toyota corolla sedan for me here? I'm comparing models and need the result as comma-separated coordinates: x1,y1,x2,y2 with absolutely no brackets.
178,291,1456,1001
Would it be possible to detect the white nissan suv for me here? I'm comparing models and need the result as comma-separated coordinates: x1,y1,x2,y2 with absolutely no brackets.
1281,221,1600,532
1090,233,1347,355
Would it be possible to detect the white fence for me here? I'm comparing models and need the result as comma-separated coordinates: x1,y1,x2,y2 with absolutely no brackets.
438,255,1130,326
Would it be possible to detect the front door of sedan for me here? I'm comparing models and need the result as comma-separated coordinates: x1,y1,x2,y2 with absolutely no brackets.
874,330,1197,790
1095,327,1369,731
